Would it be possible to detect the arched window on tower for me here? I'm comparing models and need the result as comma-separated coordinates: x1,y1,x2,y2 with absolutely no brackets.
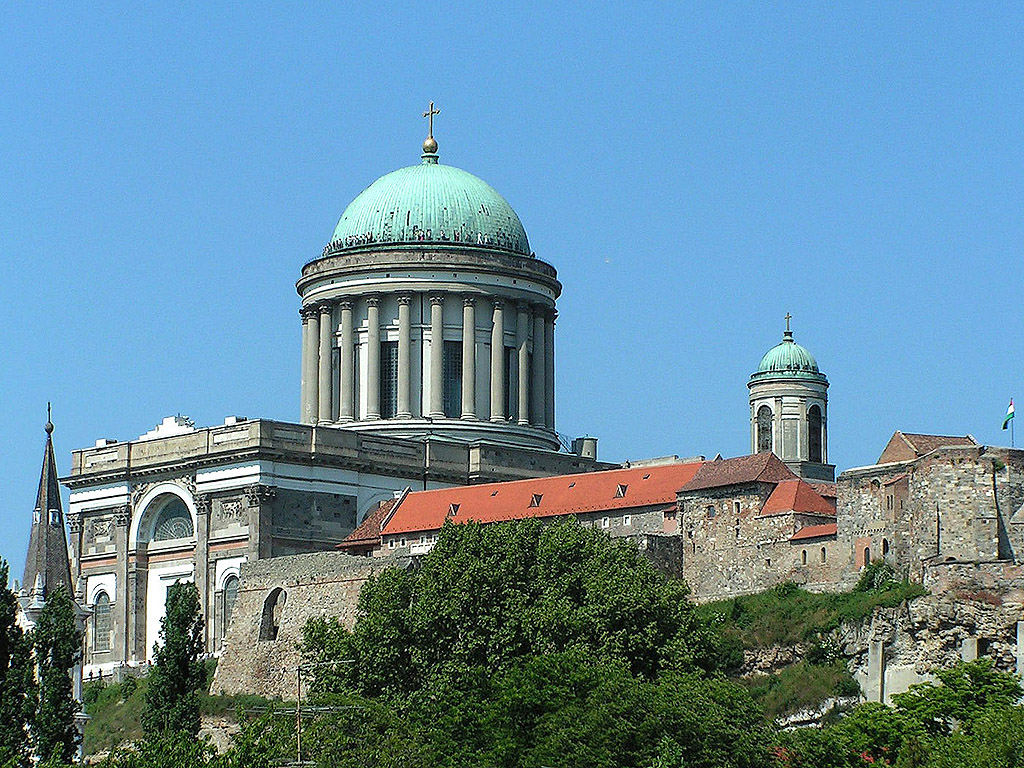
93,591,111,653
808,405,823,463
757,405,773,453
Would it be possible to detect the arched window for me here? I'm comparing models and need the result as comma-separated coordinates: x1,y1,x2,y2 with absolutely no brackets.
882,539,890,559
93,591,111,653
801,549,808,566
820,546,827,563
808,405,823,463
259,588,287,642
151,496,194,541
223,575,239,632
757,406,773,452
863,546,871,568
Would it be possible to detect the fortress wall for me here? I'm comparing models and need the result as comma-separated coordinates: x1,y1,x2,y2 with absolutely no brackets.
211,551,407,699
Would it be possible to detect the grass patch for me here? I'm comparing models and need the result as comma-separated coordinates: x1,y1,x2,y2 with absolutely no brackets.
699,571,926,651
82,666,282,757
744,660,860,718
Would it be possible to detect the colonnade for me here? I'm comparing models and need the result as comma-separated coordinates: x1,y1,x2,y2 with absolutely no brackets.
300,293,556,430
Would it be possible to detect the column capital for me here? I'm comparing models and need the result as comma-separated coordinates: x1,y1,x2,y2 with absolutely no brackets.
339,299,354,311
492,297,505,311
195,493,211,515
299,305,319,321
317,301,333,315
515,299,532,314
113,505,131,527
397,293,413,306
244,484,277,507
429,293,446,307
462,295,477,308
67,511,82,534
365,293,381,308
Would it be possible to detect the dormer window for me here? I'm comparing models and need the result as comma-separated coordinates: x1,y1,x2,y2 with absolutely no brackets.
448,503,460,517
615,484,628,498
491,490,499,497
529,494,543,508
642,473,650,480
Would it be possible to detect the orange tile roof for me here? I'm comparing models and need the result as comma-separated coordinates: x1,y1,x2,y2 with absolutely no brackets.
760,478,836,517
381,462,704,536
790,522,837,541
339,498,397,550
806,481,837,499
679,452,795,492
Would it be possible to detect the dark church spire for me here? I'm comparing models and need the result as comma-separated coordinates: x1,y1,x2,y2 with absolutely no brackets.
22,406,73,597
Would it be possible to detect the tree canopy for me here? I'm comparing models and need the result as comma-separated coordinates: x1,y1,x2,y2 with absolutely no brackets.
0,559,35,768
32,586,81,765
143,581,206,738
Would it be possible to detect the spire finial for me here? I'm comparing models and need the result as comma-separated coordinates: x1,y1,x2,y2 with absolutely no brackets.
45,402,53,435
783,313,793,341
422,101,440,160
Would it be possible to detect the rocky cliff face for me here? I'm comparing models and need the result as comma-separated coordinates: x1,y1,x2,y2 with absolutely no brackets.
841,592,1022,703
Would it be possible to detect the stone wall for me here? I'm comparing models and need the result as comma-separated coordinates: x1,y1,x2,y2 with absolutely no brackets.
211,551,408,699
837,446,1024,588
678,483,844,601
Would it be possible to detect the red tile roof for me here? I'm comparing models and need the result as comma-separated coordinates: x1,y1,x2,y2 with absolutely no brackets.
381,462,704,536
806,481,837,500
679,452,796,492
338,498,398,550
760,479,836,518
790,522,837,541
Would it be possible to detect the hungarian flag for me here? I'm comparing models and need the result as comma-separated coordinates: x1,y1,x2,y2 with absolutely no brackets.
1004,399,1015,430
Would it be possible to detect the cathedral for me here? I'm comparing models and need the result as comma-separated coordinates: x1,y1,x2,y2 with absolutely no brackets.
17,113,1024,693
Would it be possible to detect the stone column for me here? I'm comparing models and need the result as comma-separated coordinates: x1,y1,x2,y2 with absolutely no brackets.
301,307,319,424
339,300,355,422
317,303,333,423
365,295,381,420
194,494,211,650
490,299,505,422
461,296,477,419
397,294,413,418
429,294,445,418
517,302,530,426
299,310,309,421
113,506,131,664
245,485,276,560
544,308,556,429
530,308,545,426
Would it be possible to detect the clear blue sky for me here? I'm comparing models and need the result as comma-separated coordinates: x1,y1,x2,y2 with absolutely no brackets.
2,4,1021,580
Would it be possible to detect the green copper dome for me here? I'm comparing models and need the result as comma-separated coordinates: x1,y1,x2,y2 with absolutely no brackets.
751,330,827,382
329,152,531,257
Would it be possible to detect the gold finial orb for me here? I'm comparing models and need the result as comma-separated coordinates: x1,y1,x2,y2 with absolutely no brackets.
422,136,438,154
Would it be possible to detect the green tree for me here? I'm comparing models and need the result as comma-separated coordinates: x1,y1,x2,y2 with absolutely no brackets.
142,581,205,738
32,587,82,765
0,560,36,768
305,519,717,699
892,658,1022,737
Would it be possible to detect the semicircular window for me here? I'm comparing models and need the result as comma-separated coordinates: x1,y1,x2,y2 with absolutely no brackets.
152,496,194,541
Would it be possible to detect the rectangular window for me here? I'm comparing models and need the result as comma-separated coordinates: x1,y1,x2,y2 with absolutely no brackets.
601,516,610,529
400,537,407,547
734,501,741,516
380,341,398,418
623,515,632,527
443,340,462,418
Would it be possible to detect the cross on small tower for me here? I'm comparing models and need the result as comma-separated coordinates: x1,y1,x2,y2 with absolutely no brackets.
423,101,440,138
784,312,792,332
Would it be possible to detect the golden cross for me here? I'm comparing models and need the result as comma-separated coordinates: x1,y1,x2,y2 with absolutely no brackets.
423,101,440,138
785,312,792,332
